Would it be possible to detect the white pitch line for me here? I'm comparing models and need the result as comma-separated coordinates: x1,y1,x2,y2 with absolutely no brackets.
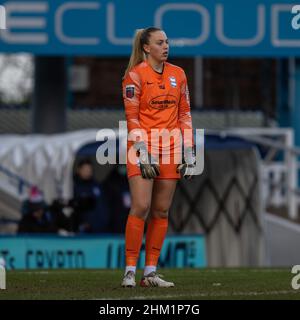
95,289,300,300
10,270,108,275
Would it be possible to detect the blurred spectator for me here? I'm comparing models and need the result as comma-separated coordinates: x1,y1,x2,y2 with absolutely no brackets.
103,165,130,233
72,159,109,233
48,199,75,234
20,186,47,216
18,187,57,233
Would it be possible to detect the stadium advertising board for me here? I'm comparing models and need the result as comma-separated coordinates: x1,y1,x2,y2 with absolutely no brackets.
0,0,299,56
0,235,206,270
0,4,6,30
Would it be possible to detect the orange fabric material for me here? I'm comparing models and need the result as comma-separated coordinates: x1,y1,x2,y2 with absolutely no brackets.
122,61,194,153
125,215,145,266
145,217,168,266
126,152,180,179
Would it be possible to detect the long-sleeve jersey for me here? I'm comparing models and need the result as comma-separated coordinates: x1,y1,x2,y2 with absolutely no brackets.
122,61,193,154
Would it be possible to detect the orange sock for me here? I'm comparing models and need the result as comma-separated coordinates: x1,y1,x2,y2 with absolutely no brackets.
145,217,168,266
125,215,145,266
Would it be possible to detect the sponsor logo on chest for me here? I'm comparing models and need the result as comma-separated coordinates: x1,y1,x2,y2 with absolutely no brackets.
150,94,177,110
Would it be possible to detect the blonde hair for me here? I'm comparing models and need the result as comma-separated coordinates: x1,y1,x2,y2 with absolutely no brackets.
123,27,161,79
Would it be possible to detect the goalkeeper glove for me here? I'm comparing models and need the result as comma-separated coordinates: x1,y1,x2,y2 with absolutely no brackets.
135,141,160,179
176,146,196,180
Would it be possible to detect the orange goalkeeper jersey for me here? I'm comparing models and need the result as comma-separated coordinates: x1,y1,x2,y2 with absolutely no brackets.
122,61,193,153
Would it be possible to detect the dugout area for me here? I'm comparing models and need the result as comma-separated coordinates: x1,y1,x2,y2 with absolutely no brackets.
0,131,265,269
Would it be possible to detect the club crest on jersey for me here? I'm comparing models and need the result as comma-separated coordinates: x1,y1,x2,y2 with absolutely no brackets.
126,85,135,98
169,76,177,88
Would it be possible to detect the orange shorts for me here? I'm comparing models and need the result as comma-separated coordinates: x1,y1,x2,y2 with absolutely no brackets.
126,149,181,180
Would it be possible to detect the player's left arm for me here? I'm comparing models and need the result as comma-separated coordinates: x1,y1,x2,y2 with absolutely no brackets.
177,70,196,179
178,70,194,147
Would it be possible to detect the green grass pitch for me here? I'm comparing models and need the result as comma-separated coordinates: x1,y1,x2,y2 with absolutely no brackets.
1,268,300,300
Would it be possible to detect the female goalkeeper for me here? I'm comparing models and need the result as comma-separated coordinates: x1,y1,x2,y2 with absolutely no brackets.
122,27,195,288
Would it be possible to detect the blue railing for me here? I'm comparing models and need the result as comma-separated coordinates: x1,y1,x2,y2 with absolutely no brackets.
0,164,33,196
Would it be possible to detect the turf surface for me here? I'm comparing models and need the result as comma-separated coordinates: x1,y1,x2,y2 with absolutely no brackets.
1,268,300,300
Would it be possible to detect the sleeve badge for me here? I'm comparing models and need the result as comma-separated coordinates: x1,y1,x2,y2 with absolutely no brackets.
125,85,135,98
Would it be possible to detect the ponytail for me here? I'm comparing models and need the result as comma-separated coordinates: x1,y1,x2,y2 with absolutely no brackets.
123,29,145,79
123,27,162,79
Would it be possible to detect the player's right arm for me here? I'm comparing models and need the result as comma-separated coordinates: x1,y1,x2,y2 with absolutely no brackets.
122,70,143,137
122,70,160,179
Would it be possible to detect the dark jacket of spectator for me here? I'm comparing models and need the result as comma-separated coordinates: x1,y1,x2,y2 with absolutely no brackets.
18,201,58,233
72,161,109,233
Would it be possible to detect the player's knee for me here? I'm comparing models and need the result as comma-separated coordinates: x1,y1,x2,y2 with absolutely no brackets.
130,202,150,219
151,207,169,219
